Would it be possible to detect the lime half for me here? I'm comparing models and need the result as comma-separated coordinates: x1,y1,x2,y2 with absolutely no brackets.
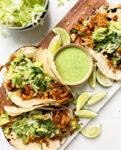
76,92,92,111
48,35,62,54
87,91,107,106
53,27,70,46
96,69,113,87
81,125,101,139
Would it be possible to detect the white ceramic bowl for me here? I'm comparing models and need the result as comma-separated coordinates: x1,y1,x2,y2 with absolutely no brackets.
53,44,93,86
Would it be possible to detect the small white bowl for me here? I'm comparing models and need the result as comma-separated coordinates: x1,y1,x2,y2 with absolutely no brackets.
53,44,93,86
1,0,49,31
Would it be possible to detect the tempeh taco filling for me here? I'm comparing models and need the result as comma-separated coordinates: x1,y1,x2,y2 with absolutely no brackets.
4,54,73,104
70,5,121,71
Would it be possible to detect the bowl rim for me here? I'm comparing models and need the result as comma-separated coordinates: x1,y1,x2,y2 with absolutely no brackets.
0,0,49,30
53,44,93,86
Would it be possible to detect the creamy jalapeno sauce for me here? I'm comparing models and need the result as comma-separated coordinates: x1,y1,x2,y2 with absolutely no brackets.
55,47,91,83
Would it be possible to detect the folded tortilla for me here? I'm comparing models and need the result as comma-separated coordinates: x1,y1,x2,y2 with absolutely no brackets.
4,46,73,108
3,108,76,150
88,48,121,80
7,133,62,150
88,4,121,80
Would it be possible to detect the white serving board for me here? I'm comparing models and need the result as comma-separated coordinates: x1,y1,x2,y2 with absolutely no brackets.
59,81,121,150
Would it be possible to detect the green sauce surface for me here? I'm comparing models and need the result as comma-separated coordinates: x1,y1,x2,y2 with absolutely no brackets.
55,47,91,83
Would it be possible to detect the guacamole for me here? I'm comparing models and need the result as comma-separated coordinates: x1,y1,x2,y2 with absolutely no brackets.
55,47,92,83
9,55,51,94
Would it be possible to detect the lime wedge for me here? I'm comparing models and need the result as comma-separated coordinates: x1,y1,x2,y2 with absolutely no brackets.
81,125,101,138
53,27,70,45
96,69,113,87
88,64,97,88
76,92,92,111
75,110,98,119
48,35,62,54
87,91,107,106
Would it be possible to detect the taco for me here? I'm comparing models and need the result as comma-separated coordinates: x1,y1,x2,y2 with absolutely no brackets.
3,46,73,108
70,4,121,80
1,108,79,150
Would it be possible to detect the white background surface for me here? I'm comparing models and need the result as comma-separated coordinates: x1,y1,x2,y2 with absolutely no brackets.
0,0,121,150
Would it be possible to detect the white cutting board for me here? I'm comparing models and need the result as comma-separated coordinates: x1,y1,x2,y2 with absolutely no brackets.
60,81,121,150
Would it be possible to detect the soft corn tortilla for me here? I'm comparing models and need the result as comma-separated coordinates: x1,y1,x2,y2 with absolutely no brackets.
6,132,63,150
88,5,121,80
4,105,51,116
5,91,57,108
88,48,121,80
4,46,73,108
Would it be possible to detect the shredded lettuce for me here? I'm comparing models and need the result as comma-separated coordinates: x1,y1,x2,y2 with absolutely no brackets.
9,55,53,94
93,21,121,68
93,21,121,52
0,0,46,27
11,112,58,143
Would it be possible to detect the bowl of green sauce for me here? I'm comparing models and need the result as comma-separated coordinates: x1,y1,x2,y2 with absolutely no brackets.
53,45,93,85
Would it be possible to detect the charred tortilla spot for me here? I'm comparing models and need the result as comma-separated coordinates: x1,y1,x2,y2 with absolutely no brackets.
111,8,117,13
107,17,112,21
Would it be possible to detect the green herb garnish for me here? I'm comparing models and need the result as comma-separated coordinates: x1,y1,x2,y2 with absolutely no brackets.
9,55,54,95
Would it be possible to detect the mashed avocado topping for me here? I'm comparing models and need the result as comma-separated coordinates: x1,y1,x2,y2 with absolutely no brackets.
4,111,58,144
0,113,10,126
9,55,53,95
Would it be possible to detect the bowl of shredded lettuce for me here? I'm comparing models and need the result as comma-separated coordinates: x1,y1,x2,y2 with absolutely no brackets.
0,0,48,30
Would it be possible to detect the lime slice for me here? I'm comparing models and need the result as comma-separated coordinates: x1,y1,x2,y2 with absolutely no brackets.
96,69,113,87
53,27,70,45
75,110,98,119
76,92,92,111
87,91,107,106
88,64,97,88
81,125,101,138
48,35,62,54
